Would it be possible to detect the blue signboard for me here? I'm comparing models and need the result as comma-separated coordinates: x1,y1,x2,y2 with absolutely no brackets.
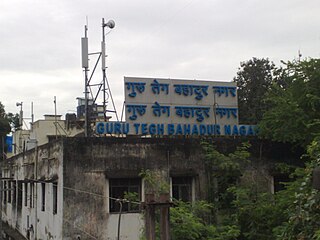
5,135,12,153
96,122,257,137
97,77,256,137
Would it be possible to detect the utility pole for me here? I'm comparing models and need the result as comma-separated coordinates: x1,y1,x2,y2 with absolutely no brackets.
145,202,156,240
144,194,171,240
101,18,118,122
159,205,170,240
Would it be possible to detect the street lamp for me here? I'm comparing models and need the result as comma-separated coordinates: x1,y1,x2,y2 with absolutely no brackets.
101,19,115,121
101,19,115,71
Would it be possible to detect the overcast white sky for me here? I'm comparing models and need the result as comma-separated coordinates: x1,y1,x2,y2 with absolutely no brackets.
1,0,320,125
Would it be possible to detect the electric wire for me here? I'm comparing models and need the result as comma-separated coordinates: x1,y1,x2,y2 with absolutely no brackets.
5,179,142,205
1,201,100,240
1,179,143,239
64,218,99,240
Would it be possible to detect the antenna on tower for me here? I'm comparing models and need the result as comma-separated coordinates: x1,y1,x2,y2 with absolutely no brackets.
81,18,118,137
81,23,89,136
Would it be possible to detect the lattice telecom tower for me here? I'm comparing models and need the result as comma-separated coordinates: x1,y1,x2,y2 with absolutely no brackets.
81,18,118,137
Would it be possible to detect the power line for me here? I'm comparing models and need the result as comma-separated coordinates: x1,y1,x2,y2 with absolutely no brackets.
1,179,143,239
2,178,142,205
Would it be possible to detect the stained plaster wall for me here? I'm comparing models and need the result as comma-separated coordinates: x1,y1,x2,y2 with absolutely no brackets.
62,137,207,240
1,137,300,239
1,140,64,240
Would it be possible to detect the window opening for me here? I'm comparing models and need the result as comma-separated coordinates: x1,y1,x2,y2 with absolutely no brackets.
41,183,45,211
24,182,28,207
30,183,34,208
109,178,141,213
12,181,17,205
17,181,23,210
8,181,11,203
172,177,192,202
53,182,58,214
3,181,7,204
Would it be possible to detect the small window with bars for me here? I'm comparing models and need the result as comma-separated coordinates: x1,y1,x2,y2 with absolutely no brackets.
172,177,193,202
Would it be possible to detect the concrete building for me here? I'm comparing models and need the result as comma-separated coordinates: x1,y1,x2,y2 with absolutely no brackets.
11,114,84,156
1,131,303,240
1,137,211,239
1,75,301,238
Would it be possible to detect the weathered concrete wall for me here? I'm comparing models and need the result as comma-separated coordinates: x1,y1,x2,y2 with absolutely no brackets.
62,137,208,240
2,136,302,239
1,140,64,240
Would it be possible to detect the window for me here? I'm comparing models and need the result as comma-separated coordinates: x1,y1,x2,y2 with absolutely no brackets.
24,182,28,207
172,177,192,202
53,183,58,214
30,183,34,208
273,174,291,193
17,181,23,210
109,178,141,213
8,181,11,203
12,181,16,205
41,183,46,211
3,181,7,204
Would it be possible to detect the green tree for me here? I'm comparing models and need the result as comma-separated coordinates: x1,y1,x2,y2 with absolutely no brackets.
259,58,320,146
170,200,240,240
172,138,319,240
234,58,277,124
164,141,251,240
189,57,320,240
228,183,287,240
6,112,21,131
202,141,250,211
272,138,320,240
0,102,11,160
221,139,320,240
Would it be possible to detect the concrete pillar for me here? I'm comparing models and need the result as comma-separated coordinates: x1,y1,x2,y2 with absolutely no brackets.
159,206,170,240
145,205,156,240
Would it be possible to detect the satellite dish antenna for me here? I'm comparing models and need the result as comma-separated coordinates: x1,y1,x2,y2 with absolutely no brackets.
105,20,115,29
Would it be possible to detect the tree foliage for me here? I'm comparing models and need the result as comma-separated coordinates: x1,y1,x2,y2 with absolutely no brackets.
6,112,21,131
234,58,277,124
272,139,320,240
259,58,320,146
228,186,285,240
198,140,320,240
202,141,251,211
0,102,11,160
170,200,240,240
170,57,320,240
164,142,251,240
